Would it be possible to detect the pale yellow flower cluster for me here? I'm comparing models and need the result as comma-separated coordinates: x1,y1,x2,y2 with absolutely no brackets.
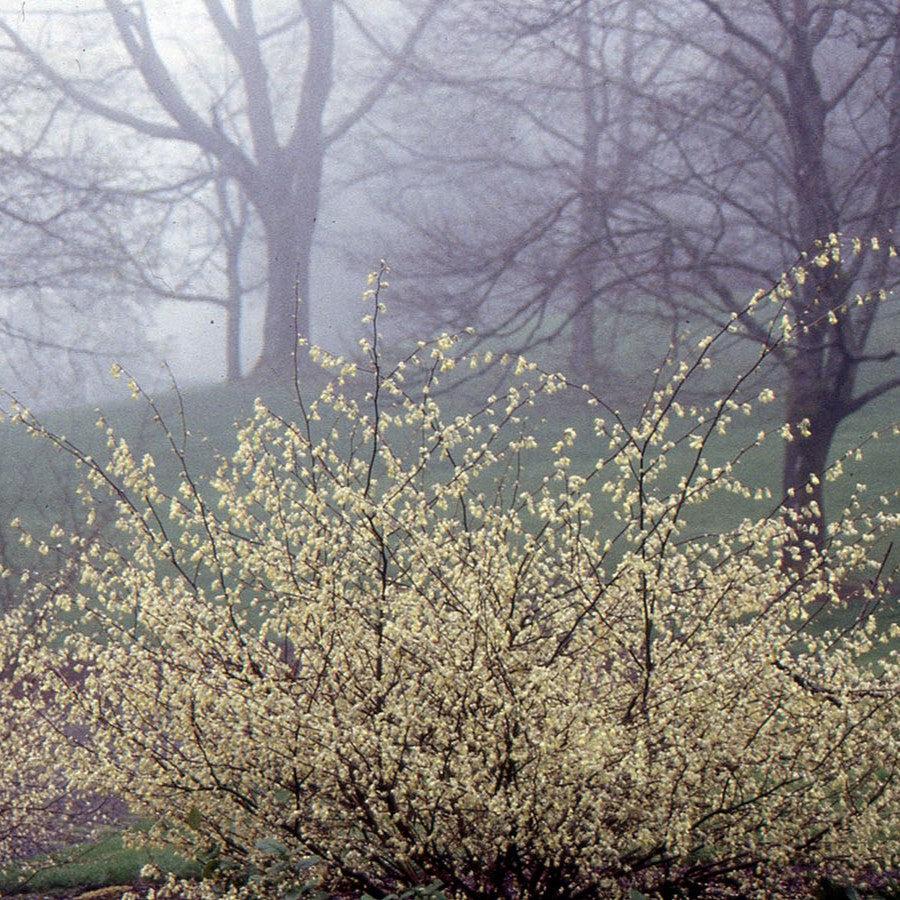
0,258,896,898
0,601,115,869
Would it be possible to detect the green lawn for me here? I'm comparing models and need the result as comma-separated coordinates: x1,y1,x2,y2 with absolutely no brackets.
1,331,896,580
0,827,198,896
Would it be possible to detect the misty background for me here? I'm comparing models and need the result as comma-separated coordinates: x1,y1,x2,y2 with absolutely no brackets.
0,0,895,527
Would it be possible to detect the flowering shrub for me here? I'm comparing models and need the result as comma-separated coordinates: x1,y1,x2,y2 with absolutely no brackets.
0,601,116,868
0,606,65,868
1,261,897,897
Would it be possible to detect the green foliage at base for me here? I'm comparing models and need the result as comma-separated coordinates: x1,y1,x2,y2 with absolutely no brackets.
0,828,198,896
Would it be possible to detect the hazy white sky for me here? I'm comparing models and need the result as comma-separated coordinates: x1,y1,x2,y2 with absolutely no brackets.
4,0,378,389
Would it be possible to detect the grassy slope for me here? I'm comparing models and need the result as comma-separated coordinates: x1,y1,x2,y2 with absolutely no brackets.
1,331,896,605
0,828,198,896
2,343,896,509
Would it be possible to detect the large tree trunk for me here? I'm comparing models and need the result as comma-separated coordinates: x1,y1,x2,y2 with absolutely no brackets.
223,215,243,382
569,289,596,384
224,281,242,383
253,206,315,382
225,304,242,382
568,0,602,386
251,21,328,387
776,9,848,562
782,374,837,561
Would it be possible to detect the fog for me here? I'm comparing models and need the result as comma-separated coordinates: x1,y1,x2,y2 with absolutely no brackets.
0,0,895,482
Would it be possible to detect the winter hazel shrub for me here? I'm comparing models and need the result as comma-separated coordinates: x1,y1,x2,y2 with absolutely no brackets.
0,604,117,868
1,260,898,898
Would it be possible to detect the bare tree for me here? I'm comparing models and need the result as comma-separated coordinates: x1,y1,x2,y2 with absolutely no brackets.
0,0,443,382
358,0,677,395
105,159,263,382
0,102,164,407
366,0,898,547
627,0,899,548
